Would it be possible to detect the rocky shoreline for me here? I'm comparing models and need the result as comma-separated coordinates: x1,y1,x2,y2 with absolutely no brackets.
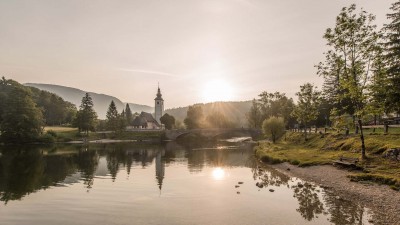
271,162,400,225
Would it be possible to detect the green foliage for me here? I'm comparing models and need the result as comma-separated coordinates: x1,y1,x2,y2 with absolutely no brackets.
383,1,400,114
258,91,295,127
160,113,175,130
184,105,204,129
0,81,44,143
318,5,381,159
29,87,77,126
292,83,321,140
262,116,285,143
246,99,263,129
75,93,97,135
106,100,119,132
125,103,133,124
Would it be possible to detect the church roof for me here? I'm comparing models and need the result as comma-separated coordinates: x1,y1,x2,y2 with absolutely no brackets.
132,116,147,126
131,112,160,127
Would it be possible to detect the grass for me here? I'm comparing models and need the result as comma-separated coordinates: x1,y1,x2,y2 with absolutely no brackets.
255,131,400,189
44,126,164,142
44,126,77,132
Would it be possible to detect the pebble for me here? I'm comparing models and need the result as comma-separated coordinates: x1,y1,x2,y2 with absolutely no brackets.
237,191,240,194
238,182,243,184
269,189,275,192
235,185,240,188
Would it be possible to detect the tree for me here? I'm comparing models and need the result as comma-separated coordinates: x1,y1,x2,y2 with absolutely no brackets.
292,83,321,141
106,100,119,132
383,1,400,114
258,91,295,128
0,86,44,143
125,104,133,124
75,93,97,135
318,5,380,159
262,117,285,143
246,99,263,128
206,111,233,128
160,113,175,130
184,105,204,129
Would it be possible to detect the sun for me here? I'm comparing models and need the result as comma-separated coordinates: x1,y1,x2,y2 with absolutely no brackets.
202,79,234,102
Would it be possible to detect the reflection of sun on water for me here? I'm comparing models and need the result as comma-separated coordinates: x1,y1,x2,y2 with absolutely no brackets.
212,167,225,180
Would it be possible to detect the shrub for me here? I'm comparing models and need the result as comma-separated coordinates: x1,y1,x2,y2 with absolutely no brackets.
262,117,285,143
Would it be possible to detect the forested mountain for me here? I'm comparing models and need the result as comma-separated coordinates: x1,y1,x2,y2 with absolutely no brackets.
25,83,153,119
165,101,252,127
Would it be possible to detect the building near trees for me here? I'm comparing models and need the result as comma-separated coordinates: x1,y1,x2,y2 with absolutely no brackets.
128,86,164,130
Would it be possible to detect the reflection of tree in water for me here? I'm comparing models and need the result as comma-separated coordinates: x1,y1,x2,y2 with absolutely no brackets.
0,147,45,204
0,146,78,203
292,182,324,221
323,192,365,225
74,147,99,189
251,162,291,187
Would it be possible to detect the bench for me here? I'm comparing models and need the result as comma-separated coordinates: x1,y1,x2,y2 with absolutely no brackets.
333,156,359,167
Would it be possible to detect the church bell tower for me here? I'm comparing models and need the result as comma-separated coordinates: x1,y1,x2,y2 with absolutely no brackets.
154,84,164,124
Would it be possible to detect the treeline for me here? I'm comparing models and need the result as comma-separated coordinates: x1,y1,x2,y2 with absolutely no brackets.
166,101,252,128
183,105,238,129
248,2,400,159
0,77,77,143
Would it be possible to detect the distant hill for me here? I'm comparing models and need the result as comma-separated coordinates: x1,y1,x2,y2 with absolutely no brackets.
165,101,252,127
25,83,153,119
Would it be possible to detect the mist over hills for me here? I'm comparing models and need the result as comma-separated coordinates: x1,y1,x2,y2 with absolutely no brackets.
25,83,153,119
165,101,252,127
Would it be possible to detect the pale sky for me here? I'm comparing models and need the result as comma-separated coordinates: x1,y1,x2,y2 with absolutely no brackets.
0,0,394,108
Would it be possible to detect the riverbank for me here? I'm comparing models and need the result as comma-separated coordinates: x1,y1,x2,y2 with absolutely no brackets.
271,162,400,224
255,132,400,190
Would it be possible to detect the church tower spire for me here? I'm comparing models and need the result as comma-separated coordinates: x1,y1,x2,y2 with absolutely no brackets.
154,84,164,125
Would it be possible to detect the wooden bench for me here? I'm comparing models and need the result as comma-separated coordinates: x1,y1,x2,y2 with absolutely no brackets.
333,156,359,167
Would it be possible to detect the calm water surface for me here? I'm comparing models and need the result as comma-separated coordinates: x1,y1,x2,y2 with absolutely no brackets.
0,139,373,225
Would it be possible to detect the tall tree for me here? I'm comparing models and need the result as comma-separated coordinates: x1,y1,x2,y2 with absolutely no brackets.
258,92,295,128
160,113,175,130
75,93,97,135
292,83,321,141
106,100,119,132
184,105,204,129
246,99,263,129
318,5,380,159
125,104,133,124
383,0,400,114
0,86,44,143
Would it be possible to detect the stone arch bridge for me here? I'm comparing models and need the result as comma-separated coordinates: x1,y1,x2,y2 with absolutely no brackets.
165,128,261,141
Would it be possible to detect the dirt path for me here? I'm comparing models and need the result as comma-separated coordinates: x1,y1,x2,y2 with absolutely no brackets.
272,162,400,225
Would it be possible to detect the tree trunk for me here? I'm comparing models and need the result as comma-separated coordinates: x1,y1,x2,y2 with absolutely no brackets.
358,119,366,160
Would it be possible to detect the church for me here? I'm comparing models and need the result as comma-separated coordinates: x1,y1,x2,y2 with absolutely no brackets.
130,86,164,130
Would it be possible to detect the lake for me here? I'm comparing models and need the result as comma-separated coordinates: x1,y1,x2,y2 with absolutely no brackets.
0,139,373,225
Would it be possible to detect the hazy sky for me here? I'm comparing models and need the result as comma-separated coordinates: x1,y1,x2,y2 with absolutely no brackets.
0,0,394,108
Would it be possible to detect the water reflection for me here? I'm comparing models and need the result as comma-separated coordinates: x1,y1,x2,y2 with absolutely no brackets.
252,161,372,224
0,141,373,225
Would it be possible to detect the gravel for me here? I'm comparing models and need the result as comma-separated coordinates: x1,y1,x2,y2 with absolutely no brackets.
272,162,400,225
